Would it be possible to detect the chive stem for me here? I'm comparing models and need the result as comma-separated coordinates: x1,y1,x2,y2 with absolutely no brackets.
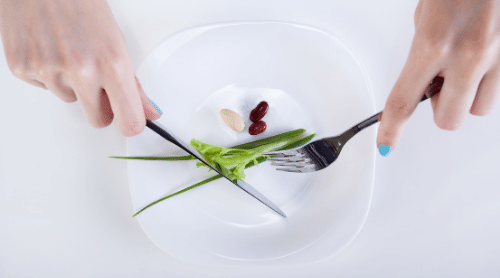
132,175,222,217
109,155,194,161
111,129,306,161
131,132,316,216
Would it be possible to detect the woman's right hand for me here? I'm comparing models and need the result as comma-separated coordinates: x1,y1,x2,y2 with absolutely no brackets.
0,0,162,136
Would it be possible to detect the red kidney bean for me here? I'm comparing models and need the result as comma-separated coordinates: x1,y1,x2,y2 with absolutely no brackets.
249,121,267,135
250,101,269,122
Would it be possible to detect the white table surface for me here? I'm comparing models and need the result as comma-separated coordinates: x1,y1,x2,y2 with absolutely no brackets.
1,0,499,277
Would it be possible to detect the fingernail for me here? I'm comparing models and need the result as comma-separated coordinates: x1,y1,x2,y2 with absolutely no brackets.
149,99,162,114
378,144,392,157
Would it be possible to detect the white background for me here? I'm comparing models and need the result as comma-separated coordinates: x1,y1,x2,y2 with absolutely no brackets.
1,0,499,277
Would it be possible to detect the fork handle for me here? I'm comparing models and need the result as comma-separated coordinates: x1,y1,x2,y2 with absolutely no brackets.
355,76,444,133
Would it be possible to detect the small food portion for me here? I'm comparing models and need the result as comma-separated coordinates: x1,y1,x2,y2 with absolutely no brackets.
190,139,278,181
249,101,269,135
219,101,269,135
250,101,269,122
220,108,245,132
190,128,307,181
111,128,316,216
249,121,267,135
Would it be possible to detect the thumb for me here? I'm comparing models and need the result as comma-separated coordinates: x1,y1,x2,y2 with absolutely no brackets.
135,76,163,120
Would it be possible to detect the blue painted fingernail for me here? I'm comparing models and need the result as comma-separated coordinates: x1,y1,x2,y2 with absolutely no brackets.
149,99,162,114
379,144,392,157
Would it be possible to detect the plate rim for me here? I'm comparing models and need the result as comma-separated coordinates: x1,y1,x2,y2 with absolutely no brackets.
129,20,376,266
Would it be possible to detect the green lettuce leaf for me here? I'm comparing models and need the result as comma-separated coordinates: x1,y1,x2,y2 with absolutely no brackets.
190,138,294,180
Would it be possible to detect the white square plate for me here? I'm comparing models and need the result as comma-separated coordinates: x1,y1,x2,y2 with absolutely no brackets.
128,21,375,266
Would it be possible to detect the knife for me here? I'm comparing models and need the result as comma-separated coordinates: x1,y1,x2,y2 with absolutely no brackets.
145,120,286,218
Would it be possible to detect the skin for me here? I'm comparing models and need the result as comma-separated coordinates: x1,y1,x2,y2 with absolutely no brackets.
0,0,162,137
1,0,498,144
377,0,500,153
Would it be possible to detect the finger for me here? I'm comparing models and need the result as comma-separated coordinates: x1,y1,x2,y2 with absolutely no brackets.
414,0,424,28
135,76,162,120
46,83,78,103
73,83,114,129
432,62,485,130
96,89,114,128
9,68,48,89
103,64,145,137
26,79,48,89
43,74,78,103
69,71,114,128
470,69,500,116
376,45,441,156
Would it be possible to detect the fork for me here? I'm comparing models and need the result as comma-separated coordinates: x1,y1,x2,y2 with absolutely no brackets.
263,76,444,173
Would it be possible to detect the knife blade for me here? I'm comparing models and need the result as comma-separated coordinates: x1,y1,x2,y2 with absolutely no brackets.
145,120,286,218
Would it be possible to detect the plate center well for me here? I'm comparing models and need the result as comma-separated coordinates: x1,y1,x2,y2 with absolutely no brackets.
185,84,314,225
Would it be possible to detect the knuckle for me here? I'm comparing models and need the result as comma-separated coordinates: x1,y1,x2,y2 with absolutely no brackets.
378,128,398,142
5,47,28,78
457,38,492,62
99,48,132,78
101,46,128,65
426,41,450,60
434,114,462,131
110,58,131,79
105,46,125,62
59,93,78,103
121,117,145,137
7,59,29,80
415,32,451,60
62,97,78,104
10,66,29,80
70,63,98,84
37,66,61,85
48,85,77,103
386,96,412,118
26,58,44,76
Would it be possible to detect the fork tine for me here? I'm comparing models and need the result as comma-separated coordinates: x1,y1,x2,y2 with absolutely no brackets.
262,149,301,157
271,161,313,167
276,165,317,173
268,156,306,162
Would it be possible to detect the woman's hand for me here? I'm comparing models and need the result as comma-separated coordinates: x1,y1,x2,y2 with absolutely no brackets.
377,0,500,156
0,0,162,137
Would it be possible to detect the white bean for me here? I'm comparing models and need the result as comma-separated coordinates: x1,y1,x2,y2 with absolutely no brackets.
220,109,245,132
